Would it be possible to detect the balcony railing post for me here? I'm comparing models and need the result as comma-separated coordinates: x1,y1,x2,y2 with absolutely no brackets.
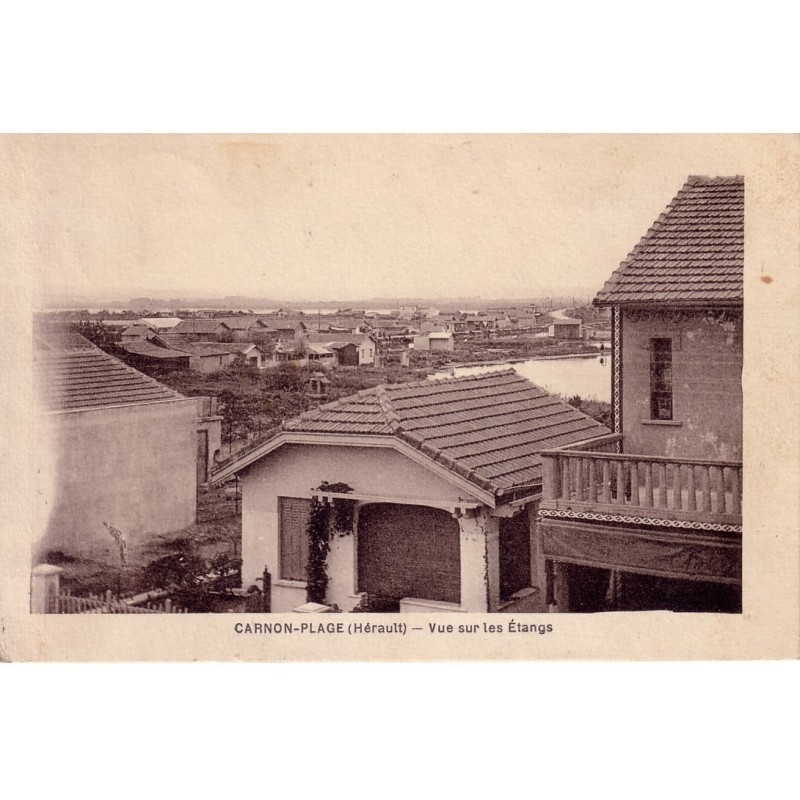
644,463,654,507
686,465,696,512
730,467,741,515
630,461,639,505
542,455,559,502
700,466,712,513
615,461,625,504
601,461,611,504
656,463,667,509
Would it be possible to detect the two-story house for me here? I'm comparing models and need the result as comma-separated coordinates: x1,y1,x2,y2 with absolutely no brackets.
537,176,743,613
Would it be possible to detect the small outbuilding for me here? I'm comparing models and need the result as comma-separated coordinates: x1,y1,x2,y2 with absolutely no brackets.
212,370,609,614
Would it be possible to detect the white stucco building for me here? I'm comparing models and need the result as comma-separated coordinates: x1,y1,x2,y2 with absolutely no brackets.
213,370,609,613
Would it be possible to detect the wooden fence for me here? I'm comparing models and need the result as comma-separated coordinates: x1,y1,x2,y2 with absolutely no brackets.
51,589,187,614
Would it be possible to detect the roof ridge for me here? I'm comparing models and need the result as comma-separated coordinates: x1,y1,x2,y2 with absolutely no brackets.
374,385,403,433
384,368,520,394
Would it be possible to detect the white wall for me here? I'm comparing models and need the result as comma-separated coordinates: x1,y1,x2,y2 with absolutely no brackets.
36,399,197,562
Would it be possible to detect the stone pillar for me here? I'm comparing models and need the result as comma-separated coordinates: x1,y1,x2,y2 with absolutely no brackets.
455,508,500,613
528,501,548,599
30,564,63,614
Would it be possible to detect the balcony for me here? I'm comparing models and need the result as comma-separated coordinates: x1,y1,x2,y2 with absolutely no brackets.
539,434,742,532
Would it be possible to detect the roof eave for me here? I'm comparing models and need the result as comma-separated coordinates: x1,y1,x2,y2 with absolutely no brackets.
210,430,497,507
593,297,743,308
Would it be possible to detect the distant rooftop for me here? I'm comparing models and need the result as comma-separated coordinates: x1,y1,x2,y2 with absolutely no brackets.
173,319,232,334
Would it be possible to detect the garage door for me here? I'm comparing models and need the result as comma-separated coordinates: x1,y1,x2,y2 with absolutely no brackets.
357,503,460,604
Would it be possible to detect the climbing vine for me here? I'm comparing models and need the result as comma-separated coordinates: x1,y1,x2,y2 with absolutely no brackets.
306,481,355,604
306,497,330,604
316,481,356,537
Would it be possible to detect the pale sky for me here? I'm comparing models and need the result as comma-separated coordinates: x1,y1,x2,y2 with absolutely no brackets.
5,134,778,306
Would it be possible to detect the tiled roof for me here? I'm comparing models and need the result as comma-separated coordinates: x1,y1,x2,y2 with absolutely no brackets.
35,339,186,412
217,316,270,331
173,319,231,334
35,332,97,351
594,176,744,306
307,343,336,355
204,342,264,355
281,370,609,497
306,333,373,346
258,317,307,329
121,324,156,337
139,317,183,329
157,334,231,357
119,340,191,360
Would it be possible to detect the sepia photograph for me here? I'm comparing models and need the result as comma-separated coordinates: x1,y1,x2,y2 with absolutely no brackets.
2,133,798,660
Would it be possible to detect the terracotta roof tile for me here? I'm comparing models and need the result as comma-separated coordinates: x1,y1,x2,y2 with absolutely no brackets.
594,175,744,306
282,370,609,497
35,337,186,412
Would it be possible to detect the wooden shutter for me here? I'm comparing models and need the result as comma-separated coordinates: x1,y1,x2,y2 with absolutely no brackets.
279,497,311,581
499,509,531,598
358,503,460,603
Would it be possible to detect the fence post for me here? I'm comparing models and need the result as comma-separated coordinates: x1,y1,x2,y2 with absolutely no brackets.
261,567,271,612
31,564,64,614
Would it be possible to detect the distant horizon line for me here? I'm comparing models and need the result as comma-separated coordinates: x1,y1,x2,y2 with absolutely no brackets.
35,291,602,311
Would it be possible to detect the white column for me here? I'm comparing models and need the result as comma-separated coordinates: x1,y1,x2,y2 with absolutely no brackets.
456,509,500,612
30,564,63,614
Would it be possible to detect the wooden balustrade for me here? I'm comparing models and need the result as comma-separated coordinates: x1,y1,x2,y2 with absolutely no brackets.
540,446,742,527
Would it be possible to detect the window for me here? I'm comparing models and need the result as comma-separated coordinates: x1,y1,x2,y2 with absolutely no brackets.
649,338,673,420
279,497,310,581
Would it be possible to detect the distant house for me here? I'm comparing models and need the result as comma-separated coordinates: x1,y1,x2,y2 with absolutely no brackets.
272,341,305,364
413,331,454,352
33,334,198,562
438,313,468,333
547,318,583,339
119,339,192,372
156,335,239,373
258,317,308,341
326,341,358,366
306,342,337,368
305,333,378,366
419,320,449,335
211,342,268,369
212,371,609,613
121,323,157,341
217,317,279,344
366,319,410,339
172,319,233,341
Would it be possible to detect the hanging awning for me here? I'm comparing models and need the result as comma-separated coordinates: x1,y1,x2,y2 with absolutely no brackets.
540,519,741,585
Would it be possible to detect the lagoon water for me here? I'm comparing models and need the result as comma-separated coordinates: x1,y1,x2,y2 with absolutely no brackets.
435,354,611,402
